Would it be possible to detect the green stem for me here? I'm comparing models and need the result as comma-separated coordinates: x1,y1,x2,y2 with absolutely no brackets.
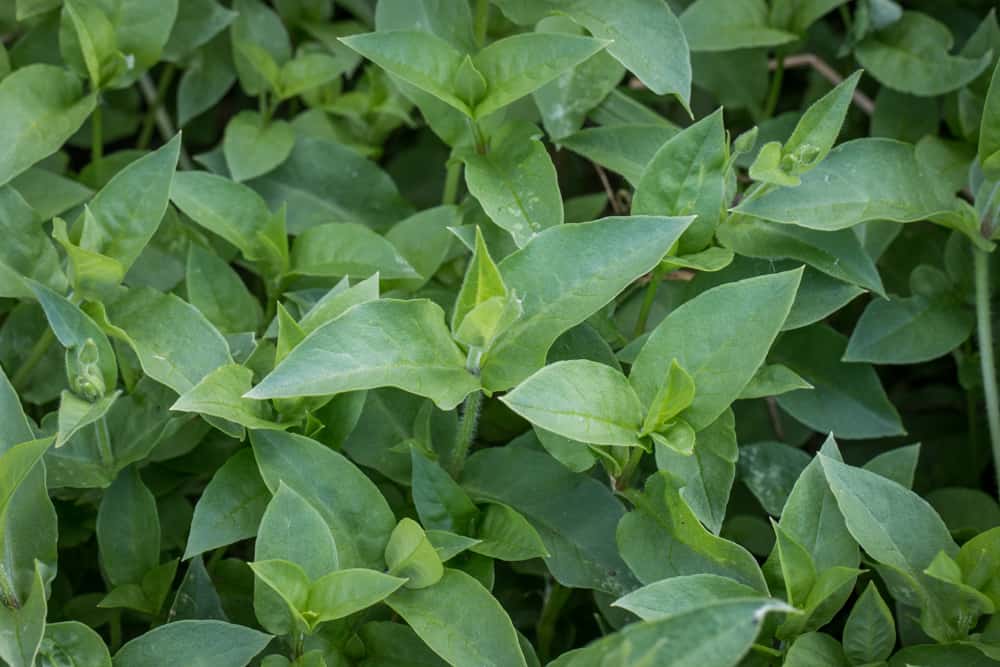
536,582,571,663
137,64,177,149
763,54,785,119
633,264,665,338
91,102,103,165
974,247,1000,497
109,610,123,653
442,160,463,205
450,390,483,478
11,328,54,392
474,0,490,46
615,446,645,491
95,417,113,468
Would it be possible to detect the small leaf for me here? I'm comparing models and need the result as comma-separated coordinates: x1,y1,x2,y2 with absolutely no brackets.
291,223,419,281
843,582,895,664
112,620,271,667
223,111,295,182
471,503,549,561
385,518,444,589
306,568,406,625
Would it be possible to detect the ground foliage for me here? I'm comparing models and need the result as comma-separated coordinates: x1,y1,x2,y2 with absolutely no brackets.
1,0,1000,665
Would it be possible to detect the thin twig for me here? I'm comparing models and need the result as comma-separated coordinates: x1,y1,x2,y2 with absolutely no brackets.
770,53,875,115
594,164,624,215
138,73,195,169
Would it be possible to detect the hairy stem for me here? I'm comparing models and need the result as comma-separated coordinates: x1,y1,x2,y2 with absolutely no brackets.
11,328,54,392
450,390,483,478
974,248,1000,496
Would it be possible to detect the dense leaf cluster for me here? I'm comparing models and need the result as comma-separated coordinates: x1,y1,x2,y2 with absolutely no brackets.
1,0,1000,665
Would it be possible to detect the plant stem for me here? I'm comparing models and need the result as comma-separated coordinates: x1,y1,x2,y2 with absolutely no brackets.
137,71,194,169
109,610,123,653
615,447,645,491
11,328,54,392
633,263,665,338
95,417,114,468
91,102,103,165
974,247,1000,496
474,0,490,46
762,54,784,119
536,581,570,663
442,160,463,205
137,64,177,149
450,390,483,478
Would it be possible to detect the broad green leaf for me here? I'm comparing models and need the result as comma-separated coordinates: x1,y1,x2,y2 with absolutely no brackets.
291,223,419,281
168,556,228,622
613,573,763,620
461,121,563,248
184,449,270,559
11,167,92,222
819,455,956,574
0,438,54,605
163,0,237,62
548,599,790,667
783,632,849,667
223,111,294,182
109,0,179,81
251,430,396,570
502,360,643,446
112,620,271,667
771,325,905,438
463,444,637,595
105,287,232,394
738,364,812,399
471,32,608,118
247,559,310,635
246,137,414,234
186,244,263,334
172,364,284,431
451,227,507,335
0,186,66,298
770,520,816,607
618,472,768,591
411,447,477,533
277,52,348,100
718,217,885,295
981,61,1000,180
306,569,406,624
386,569,528,667
0,64,97,187
385,518,443,589
37,621,112,667
373,0,476,52
633,108,727,253
738,441,811,517
681,0,798,52
0,564,46,667
493,0,692,103
629,269,802,431
655,409,737,535
559,124,678,186
297,275,381,336
482,215,693,391
770,0,849,34
844,292,974,364
81,134,180,272
96,466,159,587
471,503,549,561
856,12,992,96
737,139,958,231
384,205,459,291
178,36,238,127
641,359,696,436
248,299,477,410
843,582,895,664
781,70,862,177
339,30,470,115
16,0,61,19
55,389,120,447
59,0,120,89
890,644,1000,667
256,483,338,578
230,0,291,96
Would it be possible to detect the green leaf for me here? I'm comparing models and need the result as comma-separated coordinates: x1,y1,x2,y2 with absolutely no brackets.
560,124,678,186
373,0,476,52
613,573,763,620
112,620,271,667
223,111,294,182
0,64,97,187
37,621,112,667
680,0,798,52
55,389,120,447
482,215,693,391
186,244,263,334
461,121,563,248
247,559,310,635
629,269,802,431
171,364,284,431
0,564,46,667
501,360,643,446
386,569,528,667
291,223,419,281
247,299,478,410
184,449,270,559
463,444,636,595
980,61,1000,180
738,442,811,517
856,12,993,96
452,227,507,335
472,32,608,118
410,447,478,533
163,0,237,62
633,108,727,253
306,568,406,625
96,466,160,587
60,0,120,89
770,0,849,34
0,186,66,298
230,0,291,96
385,518,443,589
640,359,696,436
843,582,896,664
277,52,349,100
737,139,959,231
771,325,905,438
548,598,790,667
738,363,813,399
471,503,549,561
339,30,470,115
783,632,849,667
251,429,396,570
781,70,862,177
178,36,238,127
844,292,974,364
618,472,768,591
